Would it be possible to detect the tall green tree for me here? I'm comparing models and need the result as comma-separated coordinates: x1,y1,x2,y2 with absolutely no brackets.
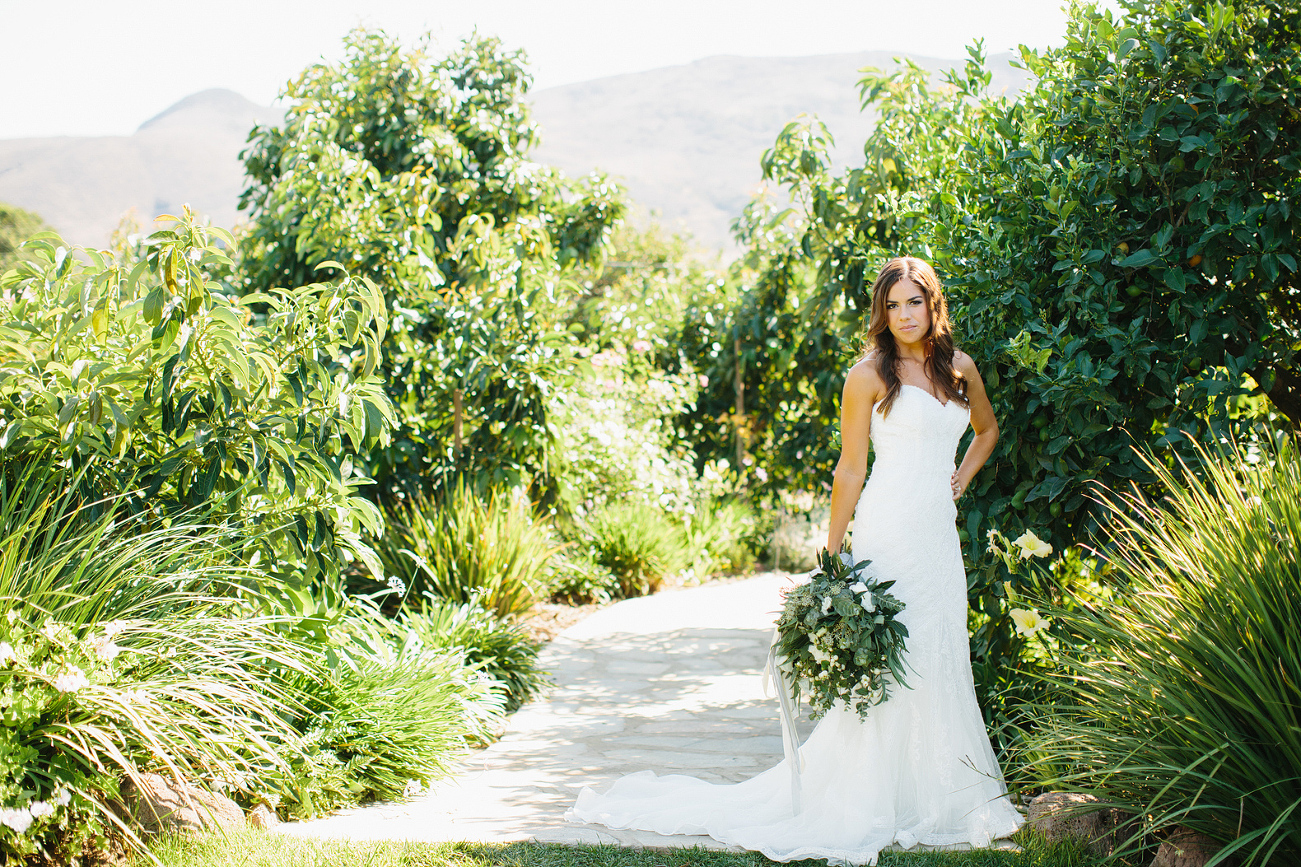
700,0,1301,747
0,202,53,273
239,30,624,499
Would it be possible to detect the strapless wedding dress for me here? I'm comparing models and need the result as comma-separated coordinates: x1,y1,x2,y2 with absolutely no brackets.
568,384,1024,865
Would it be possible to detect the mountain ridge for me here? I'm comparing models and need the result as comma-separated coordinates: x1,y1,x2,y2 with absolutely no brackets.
0,52,1030,253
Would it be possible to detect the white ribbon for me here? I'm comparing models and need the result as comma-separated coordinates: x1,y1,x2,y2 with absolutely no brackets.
763,626,804,814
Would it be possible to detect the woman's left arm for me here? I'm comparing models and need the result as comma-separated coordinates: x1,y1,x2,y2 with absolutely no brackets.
951,351,999,500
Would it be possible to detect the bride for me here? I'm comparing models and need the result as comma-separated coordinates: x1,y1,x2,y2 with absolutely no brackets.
568,257,1024,865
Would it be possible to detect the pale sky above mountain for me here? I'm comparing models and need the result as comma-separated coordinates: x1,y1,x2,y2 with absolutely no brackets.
0,0,1115,139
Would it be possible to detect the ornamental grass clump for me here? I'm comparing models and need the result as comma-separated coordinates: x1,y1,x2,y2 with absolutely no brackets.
1026,435,1301,865
585,501,691,598
0,462,316,861
400,594,546,712
374,483,562,620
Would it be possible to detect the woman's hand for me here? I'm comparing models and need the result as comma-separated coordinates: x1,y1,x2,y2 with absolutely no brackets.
951,471,965,500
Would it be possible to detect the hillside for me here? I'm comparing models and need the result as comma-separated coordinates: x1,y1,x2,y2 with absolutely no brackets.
0,52,1029,254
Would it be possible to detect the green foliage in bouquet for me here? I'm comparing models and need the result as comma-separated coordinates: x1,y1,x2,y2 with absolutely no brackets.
775,548,908,720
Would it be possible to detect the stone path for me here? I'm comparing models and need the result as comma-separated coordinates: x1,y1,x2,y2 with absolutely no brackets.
278,571,807,849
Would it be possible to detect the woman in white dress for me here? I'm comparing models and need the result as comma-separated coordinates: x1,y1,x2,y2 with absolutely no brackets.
569,257,1024,865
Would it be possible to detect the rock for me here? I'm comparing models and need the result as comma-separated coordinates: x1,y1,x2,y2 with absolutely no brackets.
121,772,244,833
1028,791,1130,857
1152,827,1221,867
247,803,280,830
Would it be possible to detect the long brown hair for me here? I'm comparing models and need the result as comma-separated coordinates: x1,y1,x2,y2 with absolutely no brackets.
864,257,968,417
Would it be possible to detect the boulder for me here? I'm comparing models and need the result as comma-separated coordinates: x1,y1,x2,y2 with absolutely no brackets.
1152,826,1221,867
247,803,281,830
1028,791,1130,857
121,773,244,833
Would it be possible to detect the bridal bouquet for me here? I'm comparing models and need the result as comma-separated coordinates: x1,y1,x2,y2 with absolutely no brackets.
774,547,909,720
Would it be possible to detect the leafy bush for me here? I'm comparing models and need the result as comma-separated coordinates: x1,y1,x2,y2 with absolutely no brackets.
372,484,561,620
0,213,395,583
400,595,546,713
682,497,762,578
547,548,619,606
584,502,690,598
1025,435,1301,865
239,29,624,500
0,201,51,273
551,346,706,518
0,462,316,860
280,643,500,820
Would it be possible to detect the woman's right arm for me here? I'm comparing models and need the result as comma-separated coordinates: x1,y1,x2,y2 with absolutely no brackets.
825,360,879,553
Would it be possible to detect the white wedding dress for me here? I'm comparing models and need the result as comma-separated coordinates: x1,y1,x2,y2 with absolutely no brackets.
568,384,1024,864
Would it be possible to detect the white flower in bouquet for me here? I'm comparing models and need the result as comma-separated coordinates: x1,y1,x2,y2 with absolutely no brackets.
820,595,833,614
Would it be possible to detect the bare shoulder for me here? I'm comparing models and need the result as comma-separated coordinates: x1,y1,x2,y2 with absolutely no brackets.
845,355,885,403
952,349,980,378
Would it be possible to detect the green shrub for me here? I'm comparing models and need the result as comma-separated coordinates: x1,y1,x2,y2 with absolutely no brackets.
585,502,690,598
281,646,500,820
1025,435,1301,865
550,346,706,519
548,547,619,605
238,30,624,501
372,484,562,620
400,595,547,713
683,498,761,578
0,212,395,583
0,461,316,860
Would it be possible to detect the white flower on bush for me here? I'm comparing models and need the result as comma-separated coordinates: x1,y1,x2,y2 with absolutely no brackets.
101,620,128,638
631,339,652,353
27,801,54,820
820,595,833,614
0,642,15,666
54,789,71,807
41,621,66,643
1010,608,1051,638
53,666,90,693
1013,530,1053,559
5,609,18,624
122,689,152,705
0,806,32,833
89,635,121,662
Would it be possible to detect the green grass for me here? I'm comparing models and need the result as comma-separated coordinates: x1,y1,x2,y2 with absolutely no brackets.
146,830,1101,867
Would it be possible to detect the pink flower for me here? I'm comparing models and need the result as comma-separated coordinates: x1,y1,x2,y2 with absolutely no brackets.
631,339,652,353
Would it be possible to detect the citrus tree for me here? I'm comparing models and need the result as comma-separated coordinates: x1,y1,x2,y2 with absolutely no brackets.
238,30,625,500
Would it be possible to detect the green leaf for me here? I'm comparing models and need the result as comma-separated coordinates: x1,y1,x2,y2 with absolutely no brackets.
1119,249,1159,268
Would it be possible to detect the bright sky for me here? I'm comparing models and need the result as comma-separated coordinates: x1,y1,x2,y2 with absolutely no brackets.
0,0,1097,139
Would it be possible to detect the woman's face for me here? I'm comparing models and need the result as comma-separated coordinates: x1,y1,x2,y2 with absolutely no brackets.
885,277,931,348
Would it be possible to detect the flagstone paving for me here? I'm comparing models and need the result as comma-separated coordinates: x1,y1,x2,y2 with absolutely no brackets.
278,571,810,849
